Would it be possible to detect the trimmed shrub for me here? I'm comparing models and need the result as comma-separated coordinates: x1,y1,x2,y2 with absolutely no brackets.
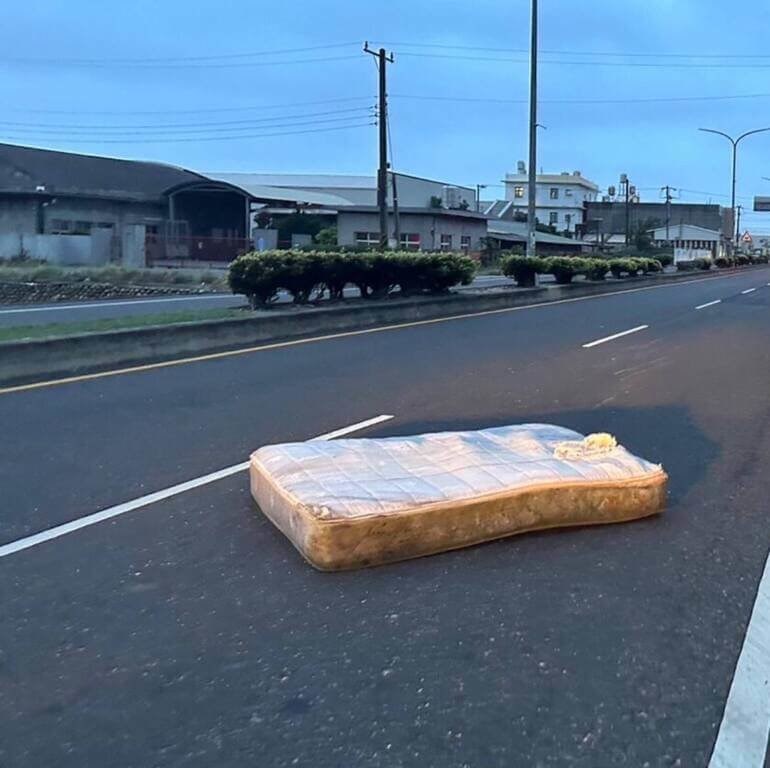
582,258,609,281
736,254,750,266
500,254,544,287
677,258,710,272
608,258,640,278
228,250,478,305
638,257,663,274
545,256,587,284
714,256,732,268
228,252,282,307
656,252,674,268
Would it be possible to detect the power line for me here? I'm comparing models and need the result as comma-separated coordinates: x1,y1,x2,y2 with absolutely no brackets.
377,40,770,60
0,114,375,139
0,96,375,117
395,51,770,69
0,122,375,145
0,106,375,132
0,42,360,65
390,92,770,105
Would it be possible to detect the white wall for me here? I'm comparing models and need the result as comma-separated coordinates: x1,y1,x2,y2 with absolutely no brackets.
0,233,112,265
503,175,598,232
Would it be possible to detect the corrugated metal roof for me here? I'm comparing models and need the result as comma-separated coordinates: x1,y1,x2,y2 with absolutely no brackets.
206,173,358,206
487,219,582,245
0,142,203,202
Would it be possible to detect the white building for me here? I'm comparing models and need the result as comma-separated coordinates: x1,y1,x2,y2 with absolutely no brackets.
502,163,599,234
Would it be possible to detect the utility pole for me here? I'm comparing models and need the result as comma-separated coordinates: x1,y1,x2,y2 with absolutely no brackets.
364,43,394,250
390,171,401,246
736,205,743,243
526,0,538,259
661,185,677,244
475,184,487,213
620,174,630,246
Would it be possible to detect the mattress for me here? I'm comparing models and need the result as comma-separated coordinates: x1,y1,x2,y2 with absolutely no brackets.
249,424,668,571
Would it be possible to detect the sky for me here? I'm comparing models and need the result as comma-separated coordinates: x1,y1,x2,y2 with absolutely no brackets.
2,0,770,231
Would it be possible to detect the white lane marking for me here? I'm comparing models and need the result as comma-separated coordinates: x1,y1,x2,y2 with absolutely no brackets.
0,414,394,560
709,551,770,768
311,414,393,440
582,325,649,349
696,299,722,310
742,288,757,295
0,294,236,314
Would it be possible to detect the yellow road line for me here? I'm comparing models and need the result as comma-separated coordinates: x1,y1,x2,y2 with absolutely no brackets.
0,271,755,397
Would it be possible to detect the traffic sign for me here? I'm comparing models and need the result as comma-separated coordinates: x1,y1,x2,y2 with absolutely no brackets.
742,231,753,244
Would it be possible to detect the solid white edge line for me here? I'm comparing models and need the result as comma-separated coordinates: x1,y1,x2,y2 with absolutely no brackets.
709,550,770,768
0,294,236,314
0,414,394,560
696,300,722,310
581,325,649,349
742,288,757,295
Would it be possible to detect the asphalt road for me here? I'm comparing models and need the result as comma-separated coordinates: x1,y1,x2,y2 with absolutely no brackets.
2,268,770,767
0,274,512,327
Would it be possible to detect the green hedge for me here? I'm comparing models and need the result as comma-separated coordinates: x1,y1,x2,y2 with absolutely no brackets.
228,250,478,306
500,255,546,286
500,254,665,285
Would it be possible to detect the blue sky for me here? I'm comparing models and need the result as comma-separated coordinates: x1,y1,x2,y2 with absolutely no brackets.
2,0,770,230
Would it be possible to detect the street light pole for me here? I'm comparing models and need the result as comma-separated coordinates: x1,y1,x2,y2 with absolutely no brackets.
526,0,538,259
699,127,770,246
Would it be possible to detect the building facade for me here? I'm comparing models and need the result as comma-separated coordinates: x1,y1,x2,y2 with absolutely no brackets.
502,165,599,233
583,201,725,242
336,207,487,252
0,143,254,265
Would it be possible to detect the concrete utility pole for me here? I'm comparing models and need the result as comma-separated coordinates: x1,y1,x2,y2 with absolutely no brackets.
736,205,743,242
390,171,401,246
698,127,770,246
526,0,538,259
364,43,394,250
661,185,677,244
620,174,631,246
475,184,487,212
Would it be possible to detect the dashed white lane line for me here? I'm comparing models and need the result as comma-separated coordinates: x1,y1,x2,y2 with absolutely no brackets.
742,288,757,295
709,550,770,768
582,325,649,349
0,414,394,560
696,300,722,310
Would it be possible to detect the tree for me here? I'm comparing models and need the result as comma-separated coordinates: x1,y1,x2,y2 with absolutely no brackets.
315,226,338,247
632,217,661,251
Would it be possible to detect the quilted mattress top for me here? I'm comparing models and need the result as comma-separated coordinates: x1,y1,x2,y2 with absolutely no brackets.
251,424,663,519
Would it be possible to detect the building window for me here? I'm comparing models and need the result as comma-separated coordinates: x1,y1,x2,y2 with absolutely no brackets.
549,211,559,225
49,219,71,233
440,233,453,251
514,186,525,199
550,188,559,200
565,213,572,227
564,188,573,197
400,233,421,251
354,231,379,248
460,235,472,252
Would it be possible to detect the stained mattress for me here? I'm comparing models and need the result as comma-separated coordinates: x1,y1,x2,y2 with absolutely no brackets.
249,424,668,570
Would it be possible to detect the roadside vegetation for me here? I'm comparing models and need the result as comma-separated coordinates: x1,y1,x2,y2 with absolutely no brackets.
501,255,664,285
0,307,245,343
228,250,477,307
0,262,228,290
